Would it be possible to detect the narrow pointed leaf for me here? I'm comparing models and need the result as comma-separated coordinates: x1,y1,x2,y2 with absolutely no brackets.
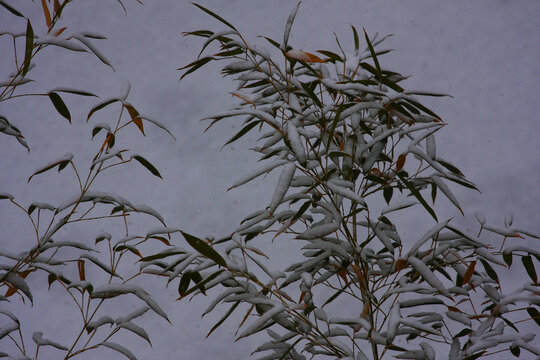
526,307,540,327
223,120,260,148
87,98,120,121
22,19,34,76
48,92,71,122
132,155,162,179
125,103,145,135
0,1,24,17
397,172,437,221
181,231,226,267
363,28,382,84
191,3,237,31
521,255,537,283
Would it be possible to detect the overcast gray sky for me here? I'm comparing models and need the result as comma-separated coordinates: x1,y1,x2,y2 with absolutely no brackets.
1,0,539,359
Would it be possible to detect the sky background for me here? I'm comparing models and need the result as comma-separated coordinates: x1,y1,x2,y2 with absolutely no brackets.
1,0,539,359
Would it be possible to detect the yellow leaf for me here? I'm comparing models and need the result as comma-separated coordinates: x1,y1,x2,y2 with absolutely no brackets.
125,103,145,135
462,260,476,286
396,154,406,172
41,0,51,27
286,49,326,63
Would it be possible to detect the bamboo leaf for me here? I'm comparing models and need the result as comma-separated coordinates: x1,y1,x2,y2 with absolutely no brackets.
191,3,237,32
521,255,537,283
181,231,226,267
125,103,145,135
177,271,192,297
397,172,438,221
181,269,224,298
526,307,540,327
87,98,120,121
41,0,51,27
132,155,162,179
462,261,476,286
22,19,34,76
351,25,359,54
206,301,239,337
480,259,499,283
222,120,261,148
179,56,214,80
363,28,382,84
48,92,71,122
0,1,24,17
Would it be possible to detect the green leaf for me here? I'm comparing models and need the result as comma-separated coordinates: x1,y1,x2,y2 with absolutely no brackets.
452,328,472,339
363,28,382,84
206,301,240,337
182,269,224,297
521,255,537,283
503,252,513,267
325,105,345,151
383,186,393,205
316,50,343,63
291,201,311,223
0,1,24,17
51,88,98,97
181,231,226,267
177,271,192,296
28,154,72,182
222,120,261,148
510,345,520,357
464,351,486,360
322,284,348,307
397,172,438,221
22,19,34,76
132,155,162,179
139,250,185,263
526,307,540,327
480,259,499,283
191,3,237,32
351,25,359,54
437,159,464,176
262,36,281,50
178,56,214,80
87,98,120,121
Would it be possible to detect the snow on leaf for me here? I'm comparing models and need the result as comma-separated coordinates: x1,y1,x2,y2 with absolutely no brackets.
91,284,169,322
406,219,450,257
287,121,307,165
32,331,68,350
425,134,436,159
326,182,366,207
118,322,151,345
91,149,127,167
286,49,326,63
228,160,289,190
79,254,122,278
35,34,86,52
407,257,451,298
296,222,340,240
70,34,114,70
146,227,180,237
431,175,463,214
1,273,32,302
386,302,401,344
0,322,19,340
282,2,300,51
28,153,73,182
268,162,296,214
446,310,472,327
380,199,418,215
86,316,114,332
101,342,137,360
